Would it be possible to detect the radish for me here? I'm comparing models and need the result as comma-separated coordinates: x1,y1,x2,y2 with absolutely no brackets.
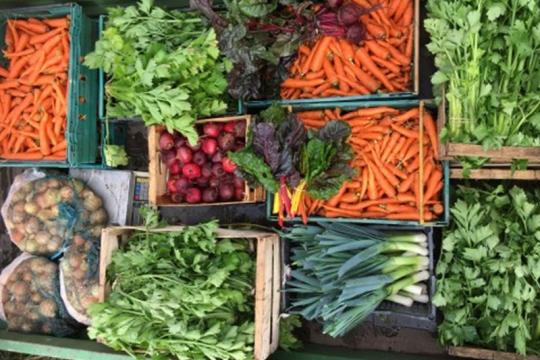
219,183,234,201
167,179,178,194
173,133,186,148
203,123,221,138
223,122,236,133
175,177,190,193
176,146,193,164
218,133,235,151
182,163,201,179
201,138,218,156
212,163,225,178
159,132,174,151
201,163,213,178
202,187,218,203
211,151,224,163
169,161,182,175
197,176,210,188
192,151,207,166
162,150,177,167
209,176,220,188
222,157,237,173
185,187,202,204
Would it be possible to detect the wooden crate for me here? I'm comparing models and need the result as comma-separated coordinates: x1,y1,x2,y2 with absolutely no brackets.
449,346,540,360
148,115,265,207
437,96,540,166
99,226,281,360
450,168,540,180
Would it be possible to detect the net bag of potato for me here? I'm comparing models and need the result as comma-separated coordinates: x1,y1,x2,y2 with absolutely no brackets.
0,254,79,336
1,169,108,257
60,233,100,325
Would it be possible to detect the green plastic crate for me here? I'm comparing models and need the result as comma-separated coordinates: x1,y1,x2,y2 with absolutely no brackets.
0,3,99,167
264,99,450,227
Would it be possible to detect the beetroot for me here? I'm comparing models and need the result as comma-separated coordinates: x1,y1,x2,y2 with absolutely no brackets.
159,132,174,151
346,23,365,44
175,177,190,193
337,3,363,26
197,176,209,188
202,187,218,203
182,163,201,179
233,121,246,138
171,193,184,203
235,187,245,201
212,163,225,178
223,122,236,133
211,151,224,163
209,176,220,188
201,138,218,156
327,0,343,8
167,179,177,194
218,132,235,151
201,163,213,178
162,150,177,167
185,187,202,204
192,151,207,166
219,183,234,201
173,133,186,148
222,157,237,173
169,161,182,175
203,123,221,138
233,176,245,189
176,146,193,164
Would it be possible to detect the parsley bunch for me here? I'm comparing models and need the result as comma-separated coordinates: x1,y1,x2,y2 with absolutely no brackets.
85,0,231,144
435,185,540,354
88,220,256,359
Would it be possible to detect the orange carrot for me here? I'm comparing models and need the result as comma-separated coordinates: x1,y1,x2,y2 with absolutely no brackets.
38,112,51,155
372,55,401,74
378,40,410,66
345,63,380,92
310,36,332,72
364,153,396,198
282,78,325,88
1,151,43,160
391,123,418,138
44,18,69,29
365,41,390,60
423,111,439,159
355,48,395,91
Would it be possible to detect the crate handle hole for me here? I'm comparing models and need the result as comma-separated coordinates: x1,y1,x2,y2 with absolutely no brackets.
79,114,87,121
79,56,85,63
79,96,86,104
80,75,86,81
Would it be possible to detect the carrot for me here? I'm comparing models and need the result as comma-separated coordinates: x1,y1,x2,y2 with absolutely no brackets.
366,22,386,39
341,192,359,203
423,111,439,159
391,123,418,138
355,48,395,91
323,58,338,85
338,38,355,63
7,54,31,79
405,28,414,59
378,40,410,66
328,184,347,207
393,0,411,22
333,56,349,92
398,1,414,26
424,169,443,202
305,70,324,80
370,150,399,187
1,151,43,160
312,82,332,96
0,80,19,90
282,78,325,88
340,198,404,210
310,36,332,72
388,0,401,18
15,20,48,34
345,63,380,92
29,27,64,45
321,88,352,97
432,202,444,215
44,18,70,29
372,55,401,75
385,212,423,221
302,119,325,128
392,107,419,124
322,205,362,217
337,75,368,94
386,163,408,180
365,41,390,60
38,112,51,155
364,153,396,198
41,34,63,55
343,107,397,120
384,204,419,214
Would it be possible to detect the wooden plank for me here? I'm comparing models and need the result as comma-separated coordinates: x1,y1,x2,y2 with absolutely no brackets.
449,346,540,360
451,168,540,180
270,236,281,353
413,0,420,94
255,236,274,360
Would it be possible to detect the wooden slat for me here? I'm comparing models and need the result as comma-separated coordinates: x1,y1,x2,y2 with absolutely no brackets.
270,236,281,353
449,346,540,360
451,168,540,180
413,0,420,94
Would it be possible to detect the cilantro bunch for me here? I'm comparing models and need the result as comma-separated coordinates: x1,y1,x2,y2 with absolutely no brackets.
85,0,231,144
435,185,540,354
425,0,540,149
88,220,256,360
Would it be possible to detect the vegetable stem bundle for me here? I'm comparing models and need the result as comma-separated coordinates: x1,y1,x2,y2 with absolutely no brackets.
0,17,70,161
285,223,430,337
296,106,444,222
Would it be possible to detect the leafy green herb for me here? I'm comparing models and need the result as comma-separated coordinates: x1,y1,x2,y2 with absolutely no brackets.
435,184,540,354
229,147,279,193
88,220,256,360
103,145,128,168
279,315,303,351
84,0,230,144
426,0,540,149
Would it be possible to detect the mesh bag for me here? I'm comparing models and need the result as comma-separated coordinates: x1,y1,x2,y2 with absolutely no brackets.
1,169,108,257
60,232,100,325
0,254,80,336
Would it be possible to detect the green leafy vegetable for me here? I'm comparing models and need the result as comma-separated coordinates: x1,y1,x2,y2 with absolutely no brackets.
84,0,230,144
103,145,128,168
279,315,303,351
88,219,256,360
426,0,540,149
435,184,540,354
229,148,279,193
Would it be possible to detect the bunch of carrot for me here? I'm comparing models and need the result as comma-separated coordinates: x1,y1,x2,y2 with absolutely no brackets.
281,0,414,99
297,106,443,222
0,16,70,161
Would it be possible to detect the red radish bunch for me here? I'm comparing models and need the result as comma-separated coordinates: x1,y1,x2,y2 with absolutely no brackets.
159,119,248,204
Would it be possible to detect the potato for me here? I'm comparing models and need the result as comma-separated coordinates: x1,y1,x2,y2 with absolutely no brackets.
83,194,103,212
24,201,39,215
22,272,33,282
59,186,74,201
79,261,88,272
10,212,25,224
46,241,59,253
71,179,85,193
90,226,102,238
25,217,41,234
36,209,55,222
35,231,49,245
46,178,61,189
43,189,60,208
39,300,57,318
41,324,52,334
21,322,32,332
73,269,86,280
73,234,86,247
31,292,43,304
28,312,39,322
35,195,48,211
90,209,107,225
68,255,82,269
10,229,24,244
20,183,33,194
11,190,26,203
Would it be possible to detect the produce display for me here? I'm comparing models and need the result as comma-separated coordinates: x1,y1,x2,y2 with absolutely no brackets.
88,220,256,360
159,118,249,204
230,105,355,225
84,0,230,144
284,223,429,337
0,254,78,336
282,0,414,99
426,0,540,149
60,233,100,325
289,106,444,222
1,170,108,256
435,185,540,355
0,16,70,161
